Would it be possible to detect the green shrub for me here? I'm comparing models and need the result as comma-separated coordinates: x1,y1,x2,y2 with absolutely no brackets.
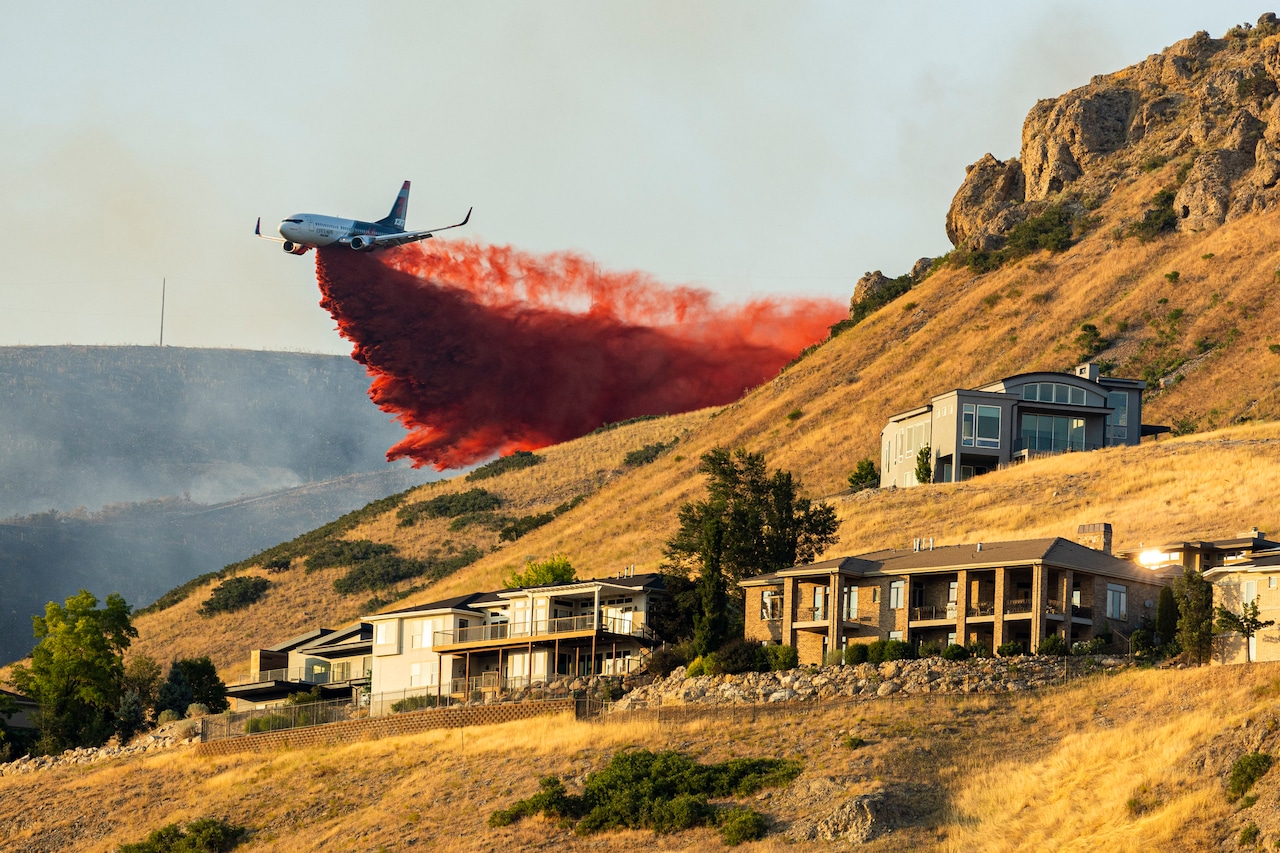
685,656,706,678
623,440,677,467
917,640,942,658
966,640,992,658
198,576,271,617
950,205,1077,273
1239,821,1260,845
305,539,396,572
490,750,800,841
590,414,662,435
332,545,482,595
823,649,845,666
1037,635,1068,656
645,647,689,678
847,458,879,492
717,639,767,674
156,709,181,726
1229,753,1274,801
390,694,438,713
1071,637,1109,656
866,639,888,664
841,735,866,750
762,644,799,672
717,807,768,846
466,450,541,481
245,714,292,734
997,641,1023,657
1127,187,1178,242
118,817,248,853
185,703,210,718
498,512,556,542
396,488,504,526
941,643,970,661
843,643,869,665
882,639,915,661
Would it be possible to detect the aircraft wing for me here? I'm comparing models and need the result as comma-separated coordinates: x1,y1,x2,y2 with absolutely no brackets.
369,207,472,248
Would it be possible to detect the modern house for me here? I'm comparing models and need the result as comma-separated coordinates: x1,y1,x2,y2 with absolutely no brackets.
741,533,1170,665
1115,528,1280,574
365,570,663,709
1205,546,1280,664
226,570,664,712
880,363,1158,487
226,622,373,710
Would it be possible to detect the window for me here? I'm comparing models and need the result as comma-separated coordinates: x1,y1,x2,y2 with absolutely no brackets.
813,587,828,620
760,590,782,620
1106,391,1129,445
409,663,423,687
976,405,1001,448
962,404,975,447
889,581,905,610
408,620,425,649
1245,580,1258,604
889,631,904,641
1023,382,1087,406
1270,578,1277,590
375,622,395,645
1020,414,1086,452
1105,584,1127,621
842,585,859,621
872,587,880,603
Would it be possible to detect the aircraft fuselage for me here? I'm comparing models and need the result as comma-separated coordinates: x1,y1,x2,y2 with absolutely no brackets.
278,215,396,248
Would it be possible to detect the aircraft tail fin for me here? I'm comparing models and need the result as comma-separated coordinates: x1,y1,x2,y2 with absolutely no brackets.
377,181,410,230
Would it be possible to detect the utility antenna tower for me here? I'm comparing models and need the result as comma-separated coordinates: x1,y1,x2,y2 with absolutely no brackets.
159,278,166,346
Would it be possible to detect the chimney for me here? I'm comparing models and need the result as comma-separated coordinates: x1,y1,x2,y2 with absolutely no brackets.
1077,522,1113,555
976,542,983,552
1075,362,1100,381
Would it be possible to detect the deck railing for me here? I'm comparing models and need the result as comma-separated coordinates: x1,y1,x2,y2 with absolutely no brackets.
1004,598,1033,614
910,604,958,622
433,615,655,647
232,665,371,687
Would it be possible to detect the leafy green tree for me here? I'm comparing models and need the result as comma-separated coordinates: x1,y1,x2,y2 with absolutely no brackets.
847,458,879,492
155,662,193,719
1215,600,1276,663
122,654,162,711
8,590,137,753
664,448,840,647
1174,566,1214,665
176,657,229,713
1155,586,1179,650
914,445,932,485
504,555,577,589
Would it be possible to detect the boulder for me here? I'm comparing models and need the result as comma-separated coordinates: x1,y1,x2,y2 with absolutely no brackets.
945,153,1026,248
850,271,895,309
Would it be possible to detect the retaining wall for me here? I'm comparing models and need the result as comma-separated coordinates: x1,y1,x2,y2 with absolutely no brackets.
194,698,577,757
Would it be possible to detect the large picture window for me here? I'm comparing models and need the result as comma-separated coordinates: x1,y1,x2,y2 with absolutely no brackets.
1020,414,1086,452
976,405,1001,448
889,581,905,609
962,405,975,446
1105,583,1127,621
1106,391,1129,445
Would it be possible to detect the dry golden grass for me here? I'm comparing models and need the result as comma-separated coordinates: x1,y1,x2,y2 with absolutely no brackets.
8,662,1280,851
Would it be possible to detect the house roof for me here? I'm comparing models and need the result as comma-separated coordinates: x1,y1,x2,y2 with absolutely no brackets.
0,687,37,708
1204,550,1280,579
267,627,334,653
369,573,666,618
741,538,1160,585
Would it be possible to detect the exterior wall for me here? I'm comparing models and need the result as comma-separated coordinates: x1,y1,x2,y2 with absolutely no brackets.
743,586,782,644
881,410,933,488
1213,571,1280,664
795,630,826,665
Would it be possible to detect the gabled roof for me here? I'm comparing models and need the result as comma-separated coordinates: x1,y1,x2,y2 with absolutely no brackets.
741,538,1160,585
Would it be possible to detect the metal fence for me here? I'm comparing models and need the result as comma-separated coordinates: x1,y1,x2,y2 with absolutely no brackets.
200,697,366,742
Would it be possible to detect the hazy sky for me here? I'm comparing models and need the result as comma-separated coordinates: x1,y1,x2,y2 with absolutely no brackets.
0,2,1268,353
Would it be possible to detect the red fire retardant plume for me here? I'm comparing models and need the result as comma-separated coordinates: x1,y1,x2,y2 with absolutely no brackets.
315,241,846,469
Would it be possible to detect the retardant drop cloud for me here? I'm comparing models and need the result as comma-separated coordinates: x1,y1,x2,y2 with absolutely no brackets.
315,241,845,469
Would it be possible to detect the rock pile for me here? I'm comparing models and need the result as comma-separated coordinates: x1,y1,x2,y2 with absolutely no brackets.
611,655,1127,711
0,728,198,777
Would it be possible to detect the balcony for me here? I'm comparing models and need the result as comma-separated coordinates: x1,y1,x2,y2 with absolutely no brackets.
1013,438,1103,455
233,665,370,687
967,601,996,617
433,615,655,647
794,605,828,623
910,604,958,622
1004,598,1033,615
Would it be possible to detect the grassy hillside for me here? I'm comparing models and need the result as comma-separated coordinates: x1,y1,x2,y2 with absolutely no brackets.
121,170,1280,674
6,661,1280,851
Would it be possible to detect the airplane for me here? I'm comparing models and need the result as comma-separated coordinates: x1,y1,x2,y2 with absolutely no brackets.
255,181,471,255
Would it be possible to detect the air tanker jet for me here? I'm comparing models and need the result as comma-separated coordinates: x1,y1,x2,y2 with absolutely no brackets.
255,181,471,255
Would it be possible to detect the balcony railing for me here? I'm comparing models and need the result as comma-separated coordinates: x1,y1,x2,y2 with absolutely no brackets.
433,615,654,647
233,663,372,687
967,601,996,617
910,604,958,622
1004,598,1033,614
795,605,828,622
1013,438,1103,454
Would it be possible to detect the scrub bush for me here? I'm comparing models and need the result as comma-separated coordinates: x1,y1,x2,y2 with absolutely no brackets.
843,643,869,665
762,644,799,672
997,641,1023,657
940,643,970,661
1228,753,1273,801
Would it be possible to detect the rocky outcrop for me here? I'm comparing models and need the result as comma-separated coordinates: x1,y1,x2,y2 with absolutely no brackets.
613,655,1128,711
850,271,895,309
947,16,1280,247
0,728,196,777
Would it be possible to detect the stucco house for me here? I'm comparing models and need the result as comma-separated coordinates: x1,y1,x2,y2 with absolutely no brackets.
226,622,373,709
880,362,1159,487
1205,547,1280,664
1115,527,1280,574
741,533,1171,665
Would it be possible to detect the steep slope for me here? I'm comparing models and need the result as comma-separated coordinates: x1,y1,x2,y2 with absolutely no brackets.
106,22,1280,671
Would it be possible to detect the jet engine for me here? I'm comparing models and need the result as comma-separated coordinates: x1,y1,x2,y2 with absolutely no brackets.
348,235,377,251
282,241,310,255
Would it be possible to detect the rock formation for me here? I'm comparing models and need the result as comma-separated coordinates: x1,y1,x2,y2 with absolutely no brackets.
947,14,1280,249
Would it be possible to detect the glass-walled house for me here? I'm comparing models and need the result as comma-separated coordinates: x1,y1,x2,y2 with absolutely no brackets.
880,363,1154,488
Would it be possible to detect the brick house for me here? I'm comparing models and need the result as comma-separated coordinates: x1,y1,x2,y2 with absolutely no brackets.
741,537,1171,664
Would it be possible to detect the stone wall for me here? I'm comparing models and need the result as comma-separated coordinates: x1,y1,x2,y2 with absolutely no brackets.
193,697,577,757
613,656,1127,710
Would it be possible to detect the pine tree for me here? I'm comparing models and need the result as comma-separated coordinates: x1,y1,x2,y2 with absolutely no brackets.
1173,566,1214,665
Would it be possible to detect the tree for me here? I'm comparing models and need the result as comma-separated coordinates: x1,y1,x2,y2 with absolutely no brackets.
176,657,229,713
1155,585,1179,649
155,662,193,718
847,458,879,492
914,445,932,485
1173,566,1214,665
663,448,840,645
122,654,162,711
504,555,577,589
1215,600,1275,663
8,590,136,754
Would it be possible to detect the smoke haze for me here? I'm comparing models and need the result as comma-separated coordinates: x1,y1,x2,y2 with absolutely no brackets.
316,242,845,468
